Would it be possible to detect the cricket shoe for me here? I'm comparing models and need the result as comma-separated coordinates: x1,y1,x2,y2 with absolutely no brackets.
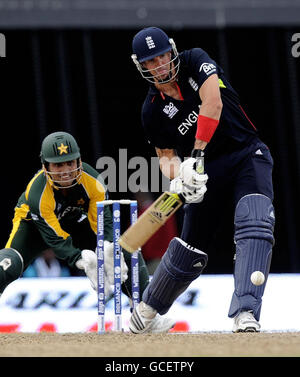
129,301,176,334
232,311,261,333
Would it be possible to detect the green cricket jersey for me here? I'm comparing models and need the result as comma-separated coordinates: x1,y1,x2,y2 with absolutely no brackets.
6,162,112,265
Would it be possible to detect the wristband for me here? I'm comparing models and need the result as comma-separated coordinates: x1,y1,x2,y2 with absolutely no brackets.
196,115,219,142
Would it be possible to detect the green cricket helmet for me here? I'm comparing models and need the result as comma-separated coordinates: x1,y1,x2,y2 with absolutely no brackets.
40,131,82,189
40,131,81,163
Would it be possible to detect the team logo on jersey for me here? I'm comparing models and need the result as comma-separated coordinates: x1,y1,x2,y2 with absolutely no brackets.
163,102,179,119
57,143,69,155
188,77,199,91
199,62,216,75
178,110,198,135
145,36,155,49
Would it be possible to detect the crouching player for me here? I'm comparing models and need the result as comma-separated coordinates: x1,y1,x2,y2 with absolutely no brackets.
0,131,174,333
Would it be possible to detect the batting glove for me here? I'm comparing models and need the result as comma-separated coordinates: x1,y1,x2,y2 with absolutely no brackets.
179,157,208,188
170,176,207,204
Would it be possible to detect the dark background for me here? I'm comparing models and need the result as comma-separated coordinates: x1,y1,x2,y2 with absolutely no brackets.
0,25,299,273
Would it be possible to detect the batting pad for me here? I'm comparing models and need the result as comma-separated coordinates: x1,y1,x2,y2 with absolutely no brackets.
142,237,208,315
228,194,275,320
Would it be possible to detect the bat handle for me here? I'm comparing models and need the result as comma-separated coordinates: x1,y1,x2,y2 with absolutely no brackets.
191,148,205,174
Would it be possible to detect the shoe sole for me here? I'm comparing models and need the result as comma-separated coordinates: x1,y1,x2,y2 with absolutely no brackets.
233,327,260,333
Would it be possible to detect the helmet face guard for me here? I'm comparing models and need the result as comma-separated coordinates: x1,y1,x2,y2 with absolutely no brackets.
131,27,180,84
40,131,82,189
43,160,83,189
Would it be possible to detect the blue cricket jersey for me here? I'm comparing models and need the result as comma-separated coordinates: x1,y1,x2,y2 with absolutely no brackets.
141,48,258,160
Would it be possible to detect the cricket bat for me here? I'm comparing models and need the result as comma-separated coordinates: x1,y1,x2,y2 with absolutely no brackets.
118,191,183,253
119,149,204,253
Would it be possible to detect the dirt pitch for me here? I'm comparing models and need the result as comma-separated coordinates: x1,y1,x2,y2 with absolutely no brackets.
0,331,300,357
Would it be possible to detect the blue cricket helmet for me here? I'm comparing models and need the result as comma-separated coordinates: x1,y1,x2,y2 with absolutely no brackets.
131,27,180,84
132,27,173,63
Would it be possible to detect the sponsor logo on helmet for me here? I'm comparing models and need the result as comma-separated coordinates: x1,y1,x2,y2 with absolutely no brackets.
163,102,179,119
145,36,155,49
199,62,216,75
57,143,69,155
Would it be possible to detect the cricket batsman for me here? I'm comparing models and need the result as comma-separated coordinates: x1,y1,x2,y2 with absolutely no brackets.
128,27,275,333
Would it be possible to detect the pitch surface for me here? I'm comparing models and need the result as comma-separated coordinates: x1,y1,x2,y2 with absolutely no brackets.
0,332,300,357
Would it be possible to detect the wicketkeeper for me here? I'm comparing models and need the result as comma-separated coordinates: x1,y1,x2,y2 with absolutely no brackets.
0,131,174,332
128,27,275,333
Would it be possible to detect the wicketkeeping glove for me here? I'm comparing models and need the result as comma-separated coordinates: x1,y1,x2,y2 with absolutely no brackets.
103,241,129,286
75,249,114,297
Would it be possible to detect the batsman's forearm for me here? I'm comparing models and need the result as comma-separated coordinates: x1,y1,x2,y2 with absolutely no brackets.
159,155,181,179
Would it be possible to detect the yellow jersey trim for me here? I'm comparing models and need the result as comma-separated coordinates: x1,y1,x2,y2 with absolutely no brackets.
6,204,30,248
25,170,44,201
39,182,70,240
80,171,106,234
219,78,226,89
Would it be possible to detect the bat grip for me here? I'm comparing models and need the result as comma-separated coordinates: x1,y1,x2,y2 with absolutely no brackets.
191,148,204,159
191,149,205,174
